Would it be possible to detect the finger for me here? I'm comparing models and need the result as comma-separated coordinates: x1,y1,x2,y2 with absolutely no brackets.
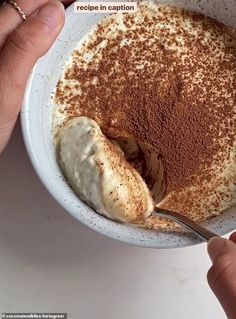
207,238,236,287
207,237,236,319
207,236,235,262
0,0,65,152
0,0,50,48
229,231,236,244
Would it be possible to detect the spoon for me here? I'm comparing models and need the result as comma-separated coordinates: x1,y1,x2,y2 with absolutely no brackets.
152,208,219,241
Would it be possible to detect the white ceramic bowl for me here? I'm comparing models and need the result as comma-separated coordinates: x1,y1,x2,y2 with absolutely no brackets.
21,0,236,248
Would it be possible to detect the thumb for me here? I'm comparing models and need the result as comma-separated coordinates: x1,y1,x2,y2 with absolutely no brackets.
207,237,236,319
0,0,65,151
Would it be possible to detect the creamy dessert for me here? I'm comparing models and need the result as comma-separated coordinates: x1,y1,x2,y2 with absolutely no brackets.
56,116,160,223
53,3,236,230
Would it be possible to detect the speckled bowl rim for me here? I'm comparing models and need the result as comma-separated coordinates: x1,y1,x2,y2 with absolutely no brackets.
21,1,236,249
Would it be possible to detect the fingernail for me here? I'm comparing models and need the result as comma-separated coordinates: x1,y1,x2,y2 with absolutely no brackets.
37,0,65,30
208,237,227,262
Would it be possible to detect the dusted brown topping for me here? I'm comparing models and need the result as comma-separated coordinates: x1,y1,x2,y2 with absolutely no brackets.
54,4,236,228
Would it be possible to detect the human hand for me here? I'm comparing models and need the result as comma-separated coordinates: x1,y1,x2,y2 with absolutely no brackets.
208,233,236,319
0,0,74,153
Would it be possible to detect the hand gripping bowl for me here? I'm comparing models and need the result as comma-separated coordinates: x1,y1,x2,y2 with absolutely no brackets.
21,0,236,248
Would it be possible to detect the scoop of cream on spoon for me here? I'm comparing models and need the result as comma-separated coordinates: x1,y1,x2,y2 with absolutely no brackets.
56,116,156,223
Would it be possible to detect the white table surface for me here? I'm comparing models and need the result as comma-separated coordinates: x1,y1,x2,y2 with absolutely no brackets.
0,122,228,318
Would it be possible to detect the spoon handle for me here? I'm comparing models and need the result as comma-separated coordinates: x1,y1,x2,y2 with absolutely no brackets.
154,208,220,241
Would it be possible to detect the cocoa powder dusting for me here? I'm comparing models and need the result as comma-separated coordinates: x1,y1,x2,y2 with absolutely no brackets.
54,5,236,225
